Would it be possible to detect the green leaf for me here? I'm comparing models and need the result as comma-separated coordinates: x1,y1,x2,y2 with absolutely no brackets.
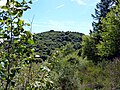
25,31,32,38
28,0,32,4
22,0,27,4
18,10,23,17
28,39,34,44
0,19,4,23
15,1,21,7
27,23,30,26
10,11,18,16
1,6,8,10
18,20,24,25
14,40,19,44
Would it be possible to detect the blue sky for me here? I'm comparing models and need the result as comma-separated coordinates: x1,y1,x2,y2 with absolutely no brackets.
25,0,99,34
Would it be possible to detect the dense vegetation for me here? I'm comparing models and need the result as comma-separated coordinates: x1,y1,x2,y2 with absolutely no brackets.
0,0,120,90
33,30,83,61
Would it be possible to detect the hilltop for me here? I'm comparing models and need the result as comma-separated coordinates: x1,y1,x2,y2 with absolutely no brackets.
33,30,84,61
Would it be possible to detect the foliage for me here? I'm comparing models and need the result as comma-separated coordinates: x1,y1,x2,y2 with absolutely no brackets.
92,0,117,32
97,1,120,58
48,47,88,90
80,0,118,63
48,47,120,90
81,35,100,63
13,61,53,90
81,0,120,62
90,0,118,55
0,0,34,89
33,31,83,61
0,0,120,89
104,58,120,89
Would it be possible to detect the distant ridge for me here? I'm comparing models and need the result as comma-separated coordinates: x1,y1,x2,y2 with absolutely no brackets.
33,30,84,61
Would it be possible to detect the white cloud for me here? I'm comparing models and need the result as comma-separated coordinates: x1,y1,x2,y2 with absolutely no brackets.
32,20,91,34
0,0,7,6
71,0,86,5
56,4,64,9
71,0,100,6
33,0,39,3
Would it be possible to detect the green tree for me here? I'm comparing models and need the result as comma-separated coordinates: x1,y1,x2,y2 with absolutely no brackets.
92,0,117,32
81,35,100,63
81,0,119,63
91,0,118,46
97,0,120,59
0,0,33,89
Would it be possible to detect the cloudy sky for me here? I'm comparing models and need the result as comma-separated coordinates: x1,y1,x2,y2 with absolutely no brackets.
0,0,100,34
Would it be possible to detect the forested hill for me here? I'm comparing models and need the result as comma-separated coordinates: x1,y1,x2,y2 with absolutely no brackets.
33,30,84,61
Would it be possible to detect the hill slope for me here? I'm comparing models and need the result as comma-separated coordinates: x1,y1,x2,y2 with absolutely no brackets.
33,30,84,61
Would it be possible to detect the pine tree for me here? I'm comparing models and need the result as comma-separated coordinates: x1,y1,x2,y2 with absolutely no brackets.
92,0,118,32
97,0,120,59
81,0,118,63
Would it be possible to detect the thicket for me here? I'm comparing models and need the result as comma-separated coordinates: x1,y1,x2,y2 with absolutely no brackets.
0,0,52,89
33,31,83,61
81,0,120,62
48,48,120,90
0,0,120,90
